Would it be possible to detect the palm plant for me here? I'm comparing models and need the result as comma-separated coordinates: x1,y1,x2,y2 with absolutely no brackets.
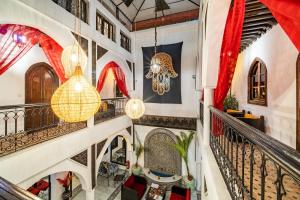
134,134,144,167
172,131,195,180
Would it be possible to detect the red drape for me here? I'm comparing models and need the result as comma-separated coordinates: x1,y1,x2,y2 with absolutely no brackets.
97,61,130,98
259,0,300,52
0,24,66,82
212,0,245,136
0,24,40,75
213,0,245,111
39,34,67,82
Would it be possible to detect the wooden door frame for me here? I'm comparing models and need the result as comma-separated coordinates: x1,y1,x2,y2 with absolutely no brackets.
25,62,59,104
296,54,300,151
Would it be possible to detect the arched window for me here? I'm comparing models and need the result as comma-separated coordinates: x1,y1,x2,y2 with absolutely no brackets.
248,58,267,106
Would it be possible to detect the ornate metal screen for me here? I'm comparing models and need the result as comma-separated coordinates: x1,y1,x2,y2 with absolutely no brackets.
144,128,181,175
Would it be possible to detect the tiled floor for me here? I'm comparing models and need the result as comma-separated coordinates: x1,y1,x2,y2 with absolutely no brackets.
73,174,119,200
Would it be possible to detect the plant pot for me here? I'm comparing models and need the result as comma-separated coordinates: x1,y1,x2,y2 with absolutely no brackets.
132,165,142,175
182,176,195,191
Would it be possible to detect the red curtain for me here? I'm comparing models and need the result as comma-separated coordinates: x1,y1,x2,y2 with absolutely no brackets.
0,24,40,75
97,61,130,98
213,0,246,111
39,34,67,82
0,24,66,82
259,0,300,52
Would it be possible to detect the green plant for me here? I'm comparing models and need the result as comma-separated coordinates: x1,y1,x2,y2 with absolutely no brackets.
134,135,144,167
172,131,195,180
223,94,239,111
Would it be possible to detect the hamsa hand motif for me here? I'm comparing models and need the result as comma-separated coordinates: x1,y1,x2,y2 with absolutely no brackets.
145,52,178,95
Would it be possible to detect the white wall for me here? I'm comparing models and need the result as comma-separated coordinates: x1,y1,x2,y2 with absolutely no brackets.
132,21,199,117
0,45,49,105
0,116,132,187
231,25,298,148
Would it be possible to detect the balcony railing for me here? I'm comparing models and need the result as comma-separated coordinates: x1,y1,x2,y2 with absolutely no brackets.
209,106,300,200
0,98,127,157
94,97,127,124
0,177,41,200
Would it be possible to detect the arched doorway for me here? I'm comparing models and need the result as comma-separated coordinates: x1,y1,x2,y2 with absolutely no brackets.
25,62,59,130
144,128,181,175
297,54,300,151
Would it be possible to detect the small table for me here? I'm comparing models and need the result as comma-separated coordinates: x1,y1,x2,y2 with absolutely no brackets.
146,183,166,200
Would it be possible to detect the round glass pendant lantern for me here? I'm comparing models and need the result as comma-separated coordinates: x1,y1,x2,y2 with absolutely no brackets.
51,66,101,122
125,98,145,119
61,44,87,78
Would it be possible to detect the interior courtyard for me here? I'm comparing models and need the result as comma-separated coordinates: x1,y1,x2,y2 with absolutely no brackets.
0,0,299,200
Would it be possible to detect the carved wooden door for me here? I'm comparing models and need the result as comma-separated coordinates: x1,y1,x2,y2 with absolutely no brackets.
25,63,59,131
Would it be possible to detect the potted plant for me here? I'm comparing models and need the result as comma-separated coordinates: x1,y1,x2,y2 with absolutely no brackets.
223,93,239,111
132,135,144,175
57,172,72,200
172,131,195,190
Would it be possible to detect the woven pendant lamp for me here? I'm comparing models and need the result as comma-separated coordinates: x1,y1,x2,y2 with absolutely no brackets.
125,98,145,119
61,43,87,78
51,66,101,122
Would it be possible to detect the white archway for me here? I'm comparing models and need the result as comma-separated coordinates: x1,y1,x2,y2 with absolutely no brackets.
95,130,132,177
96,52,133,91
19,159,89,191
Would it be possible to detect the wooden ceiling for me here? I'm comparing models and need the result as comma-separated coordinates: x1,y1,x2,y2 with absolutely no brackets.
241,0,277,51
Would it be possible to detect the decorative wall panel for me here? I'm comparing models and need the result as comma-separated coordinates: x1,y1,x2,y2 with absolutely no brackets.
133,115,196,130
144,128,181,175
71,149,88,166
97,139,107,158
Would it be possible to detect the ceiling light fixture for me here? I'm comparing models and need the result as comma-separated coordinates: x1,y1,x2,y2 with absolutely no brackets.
150,0,161,74
51,0,101,123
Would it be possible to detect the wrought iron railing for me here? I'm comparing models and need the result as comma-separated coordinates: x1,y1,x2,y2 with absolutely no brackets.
0,98,127,157
209,106,300,200
200,101,204,126
94,97,127,124
0,104,86,157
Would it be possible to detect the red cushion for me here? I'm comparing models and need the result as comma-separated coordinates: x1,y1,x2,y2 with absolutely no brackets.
133,183,146,198
170,193,186,200
186,189,191,200
124,175,134,188
27,187,40,195
36,180,49,191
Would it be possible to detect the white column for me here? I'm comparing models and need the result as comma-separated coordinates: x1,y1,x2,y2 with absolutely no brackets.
203,88,213,146
85,189,95,200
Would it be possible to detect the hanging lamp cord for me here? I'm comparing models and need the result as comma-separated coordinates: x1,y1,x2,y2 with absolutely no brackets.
154,0,158,55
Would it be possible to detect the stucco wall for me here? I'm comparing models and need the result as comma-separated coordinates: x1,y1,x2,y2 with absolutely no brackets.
231,25,298,148
132,21,199,118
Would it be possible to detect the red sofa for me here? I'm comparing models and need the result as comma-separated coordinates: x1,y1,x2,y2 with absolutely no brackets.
170,185,191,200
121,175,147,200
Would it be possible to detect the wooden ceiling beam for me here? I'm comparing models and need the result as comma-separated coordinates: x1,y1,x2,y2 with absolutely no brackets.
243,25,272,32
245,9,270,18
133,9,199,31
243,19,277,28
